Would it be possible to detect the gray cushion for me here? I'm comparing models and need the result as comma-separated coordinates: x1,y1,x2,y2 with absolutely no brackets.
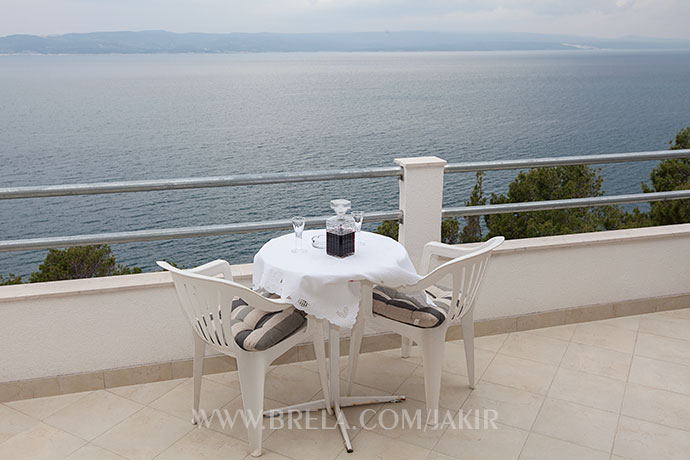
372,285,456,328
198,292,306,352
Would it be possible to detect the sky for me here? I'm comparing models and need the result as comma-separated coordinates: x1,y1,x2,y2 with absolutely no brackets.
1,0,689,40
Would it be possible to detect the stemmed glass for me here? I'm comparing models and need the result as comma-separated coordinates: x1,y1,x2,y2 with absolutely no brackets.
352,211,365,246
291,216,306,253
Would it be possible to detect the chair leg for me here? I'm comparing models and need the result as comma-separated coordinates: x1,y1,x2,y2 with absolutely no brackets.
401,336,412,358
420,331,445,426
313,320,333,415
461,309,476,389
237,355,267,457
345,316,365,396
192,333,205,424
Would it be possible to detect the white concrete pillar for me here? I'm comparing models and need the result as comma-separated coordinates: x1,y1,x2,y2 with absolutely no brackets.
394,156,447,270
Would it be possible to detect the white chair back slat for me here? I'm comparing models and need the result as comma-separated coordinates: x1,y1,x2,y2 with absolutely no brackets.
219,290,233,349
449,242,498,323
468,259,489,309
401,237,504,323
164,264,234,351
450,266,465,322
177,278,209,342
159,261,294,354
195,280,219,346
209,288,225,346
463,261,478,317
170,278,195,328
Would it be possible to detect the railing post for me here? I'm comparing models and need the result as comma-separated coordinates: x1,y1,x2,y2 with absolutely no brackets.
394,156,447,270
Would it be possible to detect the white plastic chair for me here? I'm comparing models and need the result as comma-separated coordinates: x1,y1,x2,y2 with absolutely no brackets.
158,260,331,457
344,237,504,423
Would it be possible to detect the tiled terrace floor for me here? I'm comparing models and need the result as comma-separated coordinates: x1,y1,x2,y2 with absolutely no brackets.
2,307,690,460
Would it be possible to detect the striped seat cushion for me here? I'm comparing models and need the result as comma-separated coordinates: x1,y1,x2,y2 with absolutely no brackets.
198,292,306,352
372,285,456,328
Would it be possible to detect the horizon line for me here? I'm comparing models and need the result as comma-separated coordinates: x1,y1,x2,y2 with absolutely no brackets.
3,29,690,43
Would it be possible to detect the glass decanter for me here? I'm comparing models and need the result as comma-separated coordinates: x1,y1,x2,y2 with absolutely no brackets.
326,199,356,258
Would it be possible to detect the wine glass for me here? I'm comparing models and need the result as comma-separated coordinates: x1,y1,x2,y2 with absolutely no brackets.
291,216,306,253
352,211,365,246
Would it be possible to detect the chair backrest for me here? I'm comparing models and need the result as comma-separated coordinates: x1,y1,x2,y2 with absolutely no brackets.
403,237,504,323
157,261,290,353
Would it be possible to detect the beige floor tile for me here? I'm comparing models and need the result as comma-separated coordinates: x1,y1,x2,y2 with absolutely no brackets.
598,315,641,331
481,354,557,395
0,403,40,444
462,382,544,431
395,367,472,410
560,342,633,381
263,415,350,460
207,394,284,443
264,364,324,406
311,380,387,435
156,427,249,460
369,398,452,449
441,342,495,378
349,352,419,393
628,355,690,396
658,307,690,321
5,391,91,421
474,334,509,353
634,332,690,367
64,444,126,460
246,449,293,460
338,429,431,460
547,367,625,413
613,416,690,460
204,370,241,391
639,314,690,342
150,377,240,422
44,390,143,441
93,407,193,459
425,451,456,460
107,378,186,405
292,355,349,374
0,423,85,460
377,345,424,364
571,322,637,353
434,418,528,460
498,332,568,365
525,324,576,342
621,383,690,432
532,398,619,452
518,433,609,460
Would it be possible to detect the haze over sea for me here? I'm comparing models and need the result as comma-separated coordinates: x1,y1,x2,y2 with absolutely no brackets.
1,50,690,277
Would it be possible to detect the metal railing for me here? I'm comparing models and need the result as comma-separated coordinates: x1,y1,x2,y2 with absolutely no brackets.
443,190,690,217
0,149,688,253
0,211,401,252
443,149,690,173
0,167,402,200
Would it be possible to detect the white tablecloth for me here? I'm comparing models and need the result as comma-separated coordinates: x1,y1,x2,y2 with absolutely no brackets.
252,229,421,328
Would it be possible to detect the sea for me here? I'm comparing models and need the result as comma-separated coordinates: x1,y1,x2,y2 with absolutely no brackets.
1,50,689,278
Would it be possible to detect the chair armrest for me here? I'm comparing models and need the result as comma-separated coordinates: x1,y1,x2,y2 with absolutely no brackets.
420,242,480,274
188,259,234,281
233,285,294,313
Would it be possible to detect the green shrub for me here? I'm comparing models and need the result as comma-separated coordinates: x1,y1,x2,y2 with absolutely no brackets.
29,245,141,283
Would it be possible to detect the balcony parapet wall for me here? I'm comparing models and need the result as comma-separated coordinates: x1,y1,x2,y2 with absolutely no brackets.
1,224,689,401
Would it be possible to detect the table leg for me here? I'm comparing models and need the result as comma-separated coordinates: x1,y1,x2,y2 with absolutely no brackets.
329,323,354,453
264,319,405,454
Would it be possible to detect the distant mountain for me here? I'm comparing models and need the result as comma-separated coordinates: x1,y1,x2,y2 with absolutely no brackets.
1,30,689,54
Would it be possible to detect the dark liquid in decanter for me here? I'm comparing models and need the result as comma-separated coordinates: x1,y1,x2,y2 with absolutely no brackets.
326,230,355,258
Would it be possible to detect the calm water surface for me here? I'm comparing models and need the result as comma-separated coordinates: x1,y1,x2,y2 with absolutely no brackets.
1,51,689,277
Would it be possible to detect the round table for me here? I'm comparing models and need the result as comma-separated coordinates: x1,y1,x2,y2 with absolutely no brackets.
253,229,421,452
253,229,421,328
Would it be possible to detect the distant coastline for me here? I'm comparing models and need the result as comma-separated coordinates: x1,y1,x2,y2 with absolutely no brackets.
2,30,689,54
